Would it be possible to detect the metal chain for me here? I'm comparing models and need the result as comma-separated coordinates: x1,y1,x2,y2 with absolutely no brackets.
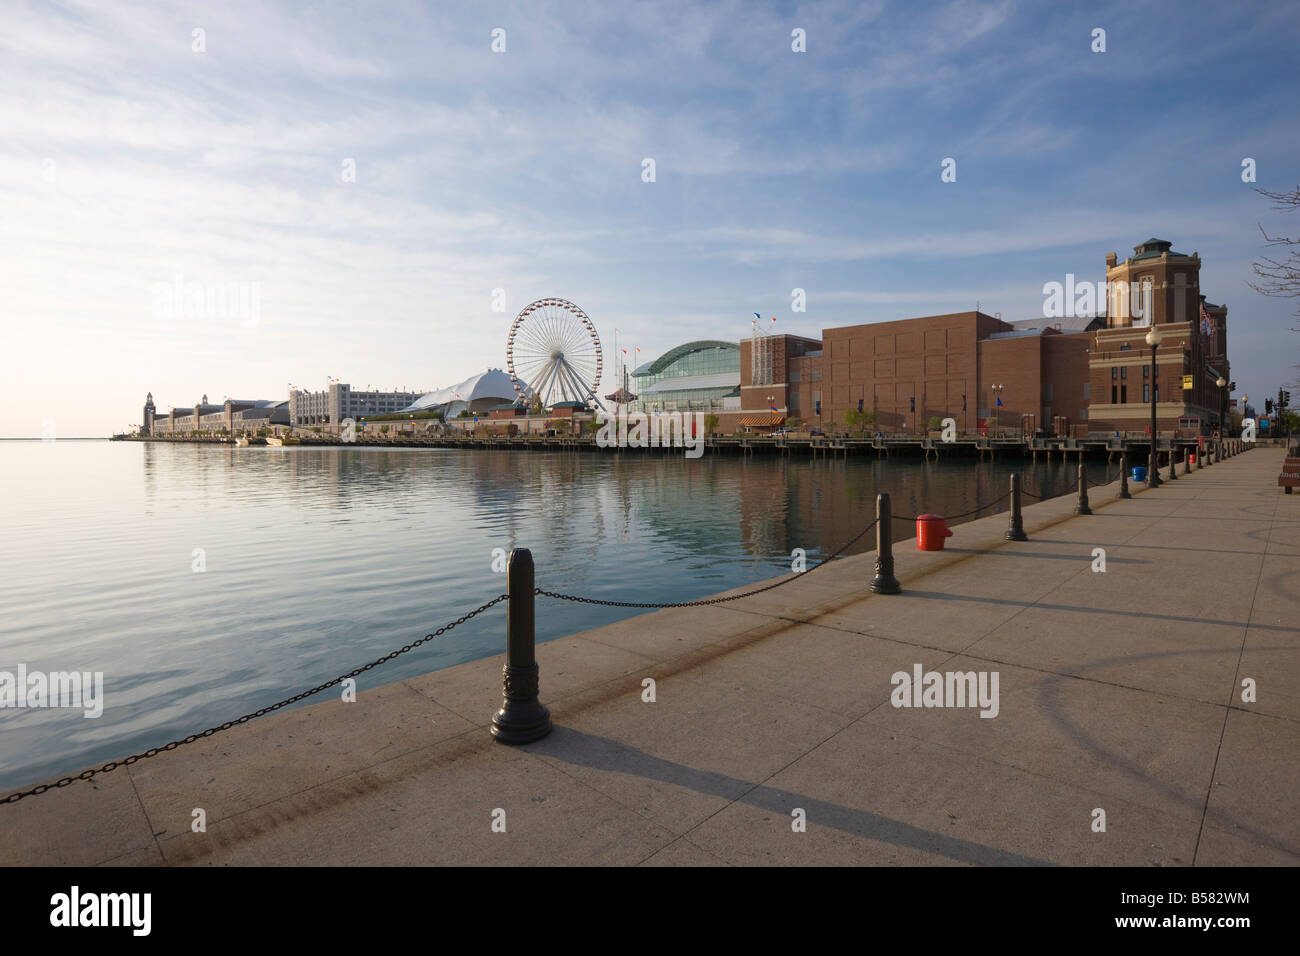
1087,463,1120,487
539,517,881,609
1,594,509,806
894,489,1012,522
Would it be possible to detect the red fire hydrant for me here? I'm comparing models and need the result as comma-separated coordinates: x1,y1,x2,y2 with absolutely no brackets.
916,514,953,551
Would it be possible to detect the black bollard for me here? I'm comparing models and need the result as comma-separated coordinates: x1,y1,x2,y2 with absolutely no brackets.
491,548,552,744
1169,448,1178,480
1183,449,1191,474
869,493,901,594
1074,463,1092,515
1119,454,1131,498
1005,473,1028,541
1197,447,1204,469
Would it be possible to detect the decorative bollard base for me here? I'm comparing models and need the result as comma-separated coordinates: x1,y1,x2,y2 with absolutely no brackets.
491,662,552,744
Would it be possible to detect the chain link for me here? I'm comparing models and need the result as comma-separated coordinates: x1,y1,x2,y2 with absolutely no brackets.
539,517,881,609
2,593,509,806
894,489,1012,522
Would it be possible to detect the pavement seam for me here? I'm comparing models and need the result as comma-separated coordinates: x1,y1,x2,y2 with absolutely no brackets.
122,764,165,867
1192,468,1281,865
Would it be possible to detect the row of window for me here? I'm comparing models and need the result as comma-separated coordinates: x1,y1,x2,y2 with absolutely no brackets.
1110,385,1160,404
1111,366,1163,380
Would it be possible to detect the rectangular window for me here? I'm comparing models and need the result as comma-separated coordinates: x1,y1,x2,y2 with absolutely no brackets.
1111,385,1117,403
789,372,801,383
1121,367,1127,379
1044,383,1054,401
1154,384,1159,402
810,369,822,381
1079,408,1088,420
1083,382,1090,400
1143,366,1149,378
1112,366,1117,380
1121,385,1127,403
1143,384,1149,402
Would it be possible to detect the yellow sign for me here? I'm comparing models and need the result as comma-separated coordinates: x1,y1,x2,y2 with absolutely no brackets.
1182,374,1194,390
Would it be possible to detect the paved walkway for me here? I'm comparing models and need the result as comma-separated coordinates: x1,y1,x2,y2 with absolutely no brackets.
4,447,1297,866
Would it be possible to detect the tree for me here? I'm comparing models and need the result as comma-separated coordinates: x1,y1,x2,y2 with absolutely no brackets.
844,409,875,433
1249,186,1300,331
704,413,719,434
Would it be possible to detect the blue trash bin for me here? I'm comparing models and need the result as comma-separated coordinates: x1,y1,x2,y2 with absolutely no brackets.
1132,466,1148,483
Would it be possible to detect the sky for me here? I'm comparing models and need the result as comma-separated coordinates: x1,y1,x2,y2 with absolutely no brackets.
2,0,1298,436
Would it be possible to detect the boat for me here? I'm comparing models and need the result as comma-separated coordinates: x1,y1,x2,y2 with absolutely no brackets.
235,436,251,446
266,436,284,446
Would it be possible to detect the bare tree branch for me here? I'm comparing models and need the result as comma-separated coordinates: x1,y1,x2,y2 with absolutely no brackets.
1249,187,1300,328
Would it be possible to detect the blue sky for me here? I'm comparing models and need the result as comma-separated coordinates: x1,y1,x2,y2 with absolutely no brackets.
2,0,1298,435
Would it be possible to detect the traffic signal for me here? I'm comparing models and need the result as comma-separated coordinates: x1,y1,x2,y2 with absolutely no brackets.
910,396,916,412
1265,399,1274,414
858,398,863,412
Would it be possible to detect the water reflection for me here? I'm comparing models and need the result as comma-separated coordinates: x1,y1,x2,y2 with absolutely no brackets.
0,441,1102,791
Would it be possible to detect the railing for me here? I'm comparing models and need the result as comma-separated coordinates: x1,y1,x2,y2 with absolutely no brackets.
4,445,1251,804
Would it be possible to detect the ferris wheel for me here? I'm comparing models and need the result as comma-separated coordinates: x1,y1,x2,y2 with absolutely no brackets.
506,297,603,408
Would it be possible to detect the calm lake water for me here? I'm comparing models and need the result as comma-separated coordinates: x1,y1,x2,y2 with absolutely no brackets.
0,440,1109,791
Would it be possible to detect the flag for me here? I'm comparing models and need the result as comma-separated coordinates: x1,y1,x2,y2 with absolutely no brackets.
996,395,1004,407
1200,302,1214,339
753,313,761,320
771,316,776,323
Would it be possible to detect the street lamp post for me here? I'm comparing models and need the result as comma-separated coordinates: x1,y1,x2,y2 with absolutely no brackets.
1216,376,1228,453
1146,326,1162,486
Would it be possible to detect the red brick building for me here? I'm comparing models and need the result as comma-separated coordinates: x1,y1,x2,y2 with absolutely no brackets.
715,238,1231,438
1085,239,1230,435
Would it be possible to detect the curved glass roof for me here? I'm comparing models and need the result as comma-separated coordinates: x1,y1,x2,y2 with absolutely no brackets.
633,340,739,376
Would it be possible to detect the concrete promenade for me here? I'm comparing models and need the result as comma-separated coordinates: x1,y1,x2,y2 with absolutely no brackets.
3,447,1296,866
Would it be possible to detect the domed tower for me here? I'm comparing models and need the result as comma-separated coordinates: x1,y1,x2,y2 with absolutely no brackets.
142,392,156,436
1087,238,1228,435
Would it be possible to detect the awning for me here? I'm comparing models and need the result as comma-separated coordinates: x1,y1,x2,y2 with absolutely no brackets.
739,413,785,426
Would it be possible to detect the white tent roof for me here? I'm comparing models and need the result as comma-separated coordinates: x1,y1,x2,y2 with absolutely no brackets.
401,369,526,411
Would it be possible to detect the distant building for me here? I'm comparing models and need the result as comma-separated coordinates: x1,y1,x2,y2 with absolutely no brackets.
142,393,289,435
290,384,422,426
627,340,740,414
142,392,156,435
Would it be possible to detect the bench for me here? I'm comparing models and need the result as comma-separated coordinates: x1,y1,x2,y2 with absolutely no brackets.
1281,457,1300,494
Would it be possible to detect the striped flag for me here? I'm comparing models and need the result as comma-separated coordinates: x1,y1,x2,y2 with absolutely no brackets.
1200,302,1214,340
